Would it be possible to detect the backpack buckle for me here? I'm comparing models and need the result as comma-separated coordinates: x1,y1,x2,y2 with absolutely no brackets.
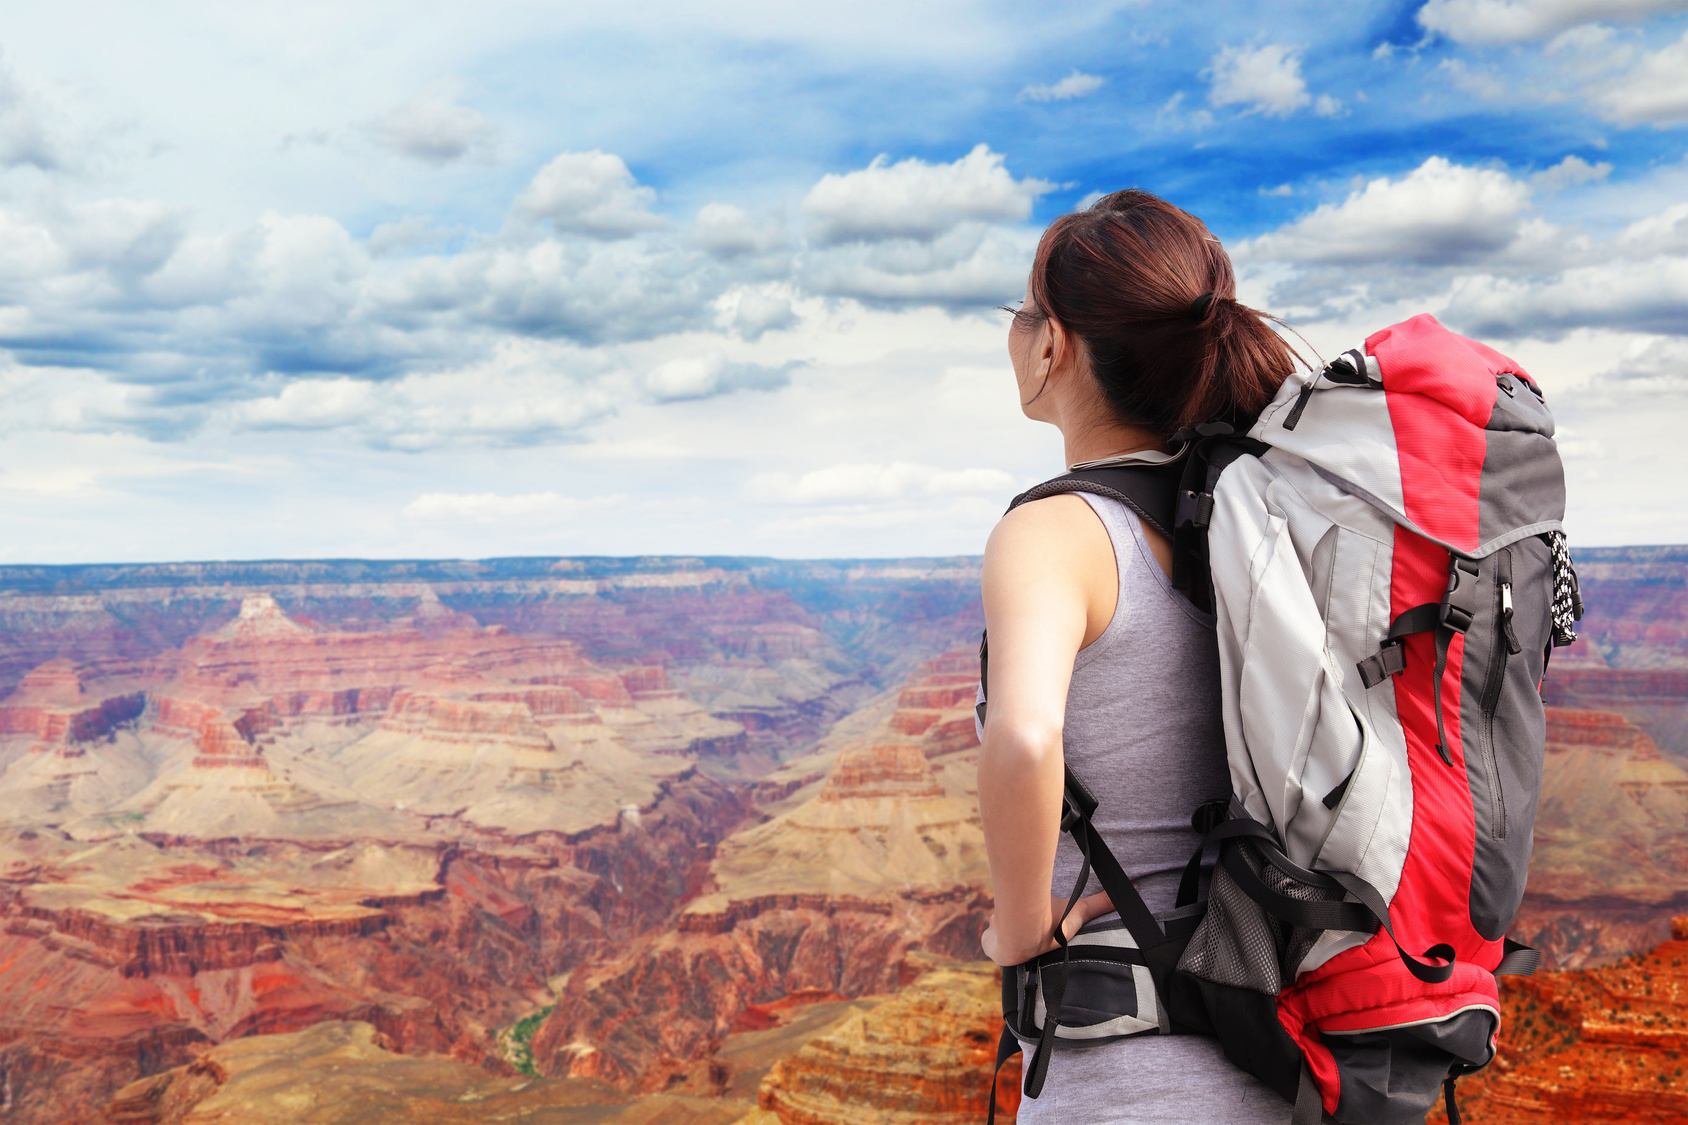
1175,489,1214,532
1440,558,1481,634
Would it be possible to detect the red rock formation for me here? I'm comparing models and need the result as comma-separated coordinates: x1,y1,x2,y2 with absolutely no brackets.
529,650,989,1092
1426,917,1688,1123
756,958,1019,1125
818,743,945,801
0,768,752,1125
1512,708,1688,967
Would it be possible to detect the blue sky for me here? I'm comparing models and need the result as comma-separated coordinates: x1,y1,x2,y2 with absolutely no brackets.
1,0,1686,561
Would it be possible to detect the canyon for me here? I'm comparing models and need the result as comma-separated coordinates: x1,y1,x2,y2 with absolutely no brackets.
0,547,1679,1122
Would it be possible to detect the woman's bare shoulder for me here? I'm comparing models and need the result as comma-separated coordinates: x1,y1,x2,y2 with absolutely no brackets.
984,493,1112,584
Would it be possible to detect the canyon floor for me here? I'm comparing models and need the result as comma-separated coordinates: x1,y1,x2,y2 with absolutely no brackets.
0,549,1682,1123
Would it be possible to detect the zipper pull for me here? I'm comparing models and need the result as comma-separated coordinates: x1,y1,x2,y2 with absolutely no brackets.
1501,582,1522,655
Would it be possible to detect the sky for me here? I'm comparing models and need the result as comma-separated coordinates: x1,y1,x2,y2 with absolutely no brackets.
1,0,1687,563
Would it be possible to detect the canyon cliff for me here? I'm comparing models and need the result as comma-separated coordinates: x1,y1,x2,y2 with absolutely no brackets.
0,547,1685,1123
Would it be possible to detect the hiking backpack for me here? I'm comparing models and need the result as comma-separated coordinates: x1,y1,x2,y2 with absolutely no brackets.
981,314,1581,1124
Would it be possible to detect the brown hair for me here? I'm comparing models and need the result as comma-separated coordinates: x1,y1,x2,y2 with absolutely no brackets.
1015,189,1301,433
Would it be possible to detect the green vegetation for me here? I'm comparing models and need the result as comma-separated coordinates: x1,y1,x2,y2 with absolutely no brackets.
501,1005,555,1077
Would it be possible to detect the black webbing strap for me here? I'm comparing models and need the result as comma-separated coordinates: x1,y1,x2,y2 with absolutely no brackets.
1355,601,1447,688
1444,1076,1463,1125
1175,800,1230,908
1019,773,1172,1104
1022,776,1101,1101
986,1024,1018,1125
1075,815,1169,953
1204,815,1458,985
1292,1061,1324,1125
1324,870,1456,985
1431,625,1455,765
1496,937,1540,976
1219,839,1376,933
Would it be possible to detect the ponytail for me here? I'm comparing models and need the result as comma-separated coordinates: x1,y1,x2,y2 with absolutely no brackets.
1017,189,1301,432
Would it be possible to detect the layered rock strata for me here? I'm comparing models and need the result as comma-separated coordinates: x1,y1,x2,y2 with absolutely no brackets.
756,957,1019,1125
530,651,990,1091
1428,917,1688,1124
1512,708,1688,966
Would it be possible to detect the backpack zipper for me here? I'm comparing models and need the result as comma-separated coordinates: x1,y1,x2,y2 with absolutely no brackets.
1478,550,1521,839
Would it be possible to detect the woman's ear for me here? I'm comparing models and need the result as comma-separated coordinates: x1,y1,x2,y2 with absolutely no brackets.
1043,316,1072,383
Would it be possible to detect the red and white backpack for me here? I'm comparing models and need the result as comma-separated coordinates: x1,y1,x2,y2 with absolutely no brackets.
985,314,1579,1124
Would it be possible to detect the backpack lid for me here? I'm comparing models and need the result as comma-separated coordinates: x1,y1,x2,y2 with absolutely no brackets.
1251,314,1564,559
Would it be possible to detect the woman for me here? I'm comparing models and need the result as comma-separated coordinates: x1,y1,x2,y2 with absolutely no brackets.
977,190,1297,1123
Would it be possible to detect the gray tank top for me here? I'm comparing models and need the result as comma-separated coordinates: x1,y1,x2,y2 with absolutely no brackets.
1014,493,1289,1125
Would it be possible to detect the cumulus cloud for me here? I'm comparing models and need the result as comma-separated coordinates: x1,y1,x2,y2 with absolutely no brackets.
1207,44,1313,118
0,139,1051,448
0,52,57,170
744,461,1016,505
1235,157,1533,266
1590,28,1688,125
720,287,799,339
363,84,498,164
801,222,1040,305
641,353,794,402
224,356,621,450
1530,154,1612,192
1019,71,1105,102
801,144,1052,245
514,151,666,238
688,203,787,257
1238,155,1688,345
1417,0,1688,45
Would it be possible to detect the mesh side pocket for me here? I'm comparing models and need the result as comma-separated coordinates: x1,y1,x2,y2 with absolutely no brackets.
1177,842,1350,994
1177,846,1282,995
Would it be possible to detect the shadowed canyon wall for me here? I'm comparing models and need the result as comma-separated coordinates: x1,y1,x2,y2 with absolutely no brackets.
0,547,1680,1122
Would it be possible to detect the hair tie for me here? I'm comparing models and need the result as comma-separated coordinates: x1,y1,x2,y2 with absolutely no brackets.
1187,291,1215,320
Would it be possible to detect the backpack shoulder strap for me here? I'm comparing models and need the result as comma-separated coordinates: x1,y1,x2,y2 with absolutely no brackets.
1006,463,1181,538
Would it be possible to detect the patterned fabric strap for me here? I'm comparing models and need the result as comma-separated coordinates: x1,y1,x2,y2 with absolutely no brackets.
1545,530,1580,647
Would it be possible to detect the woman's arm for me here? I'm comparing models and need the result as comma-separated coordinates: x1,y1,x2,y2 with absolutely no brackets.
977,494,1118,966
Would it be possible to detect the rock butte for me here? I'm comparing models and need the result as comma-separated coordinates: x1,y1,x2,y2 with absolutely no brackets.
0,560,963,1125
0,549,1682,1123
529,649,993,1092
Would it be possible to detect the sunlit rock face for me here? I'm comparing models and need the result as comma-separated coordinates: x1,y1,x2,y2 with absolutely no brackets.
1429,917,1688,1125
8,547,1688,1124
756,957,1019,1125
0,557,986,1125
528,649,990,1092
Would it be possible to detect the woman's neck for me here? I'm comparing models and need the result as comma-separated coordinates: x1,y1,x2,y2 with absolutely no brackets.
1061,420,1167,469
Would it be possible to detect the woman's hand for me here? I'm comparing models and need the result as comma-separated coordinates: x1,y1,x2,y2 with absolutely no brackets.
980,890,1115,966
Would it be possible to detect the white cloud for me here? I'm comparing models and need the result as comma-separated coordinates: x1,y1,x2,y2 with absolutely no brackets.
362,84,498,164
1235,156,1533,266
514,151,666,238
1590,28,1688,125
1530,154,1613,192
744,461,1016,505
1207,44,1313,118
688,203,787,257
402,491,612,521
1155,90,1215,132
1617,201,1688,256
221,342,621,449
802,222,1039,305
1019,71,1105,102
1235,155,1688,347
1314,94,1344,117
0,52,57,170
641,353,793,402
720,287,799,339
801,144,1052,245
1417,0,1688,45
